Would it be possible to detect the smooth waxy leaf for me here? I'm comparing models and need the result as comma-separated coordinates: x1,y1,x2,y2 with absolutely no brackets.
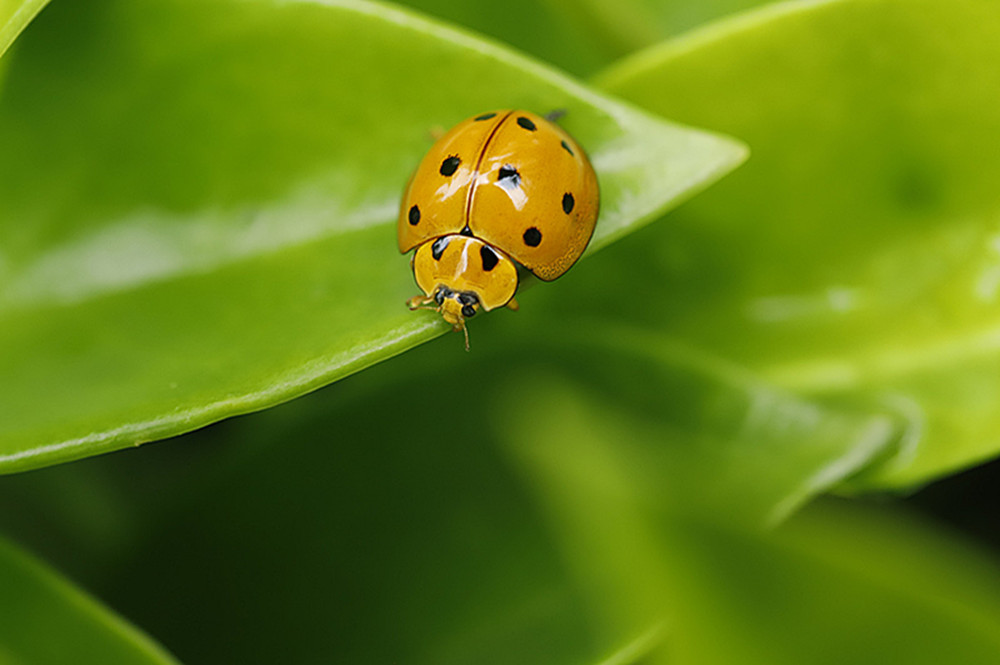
0,0,47,58
593,0,1000,488
0,536,178,665
0,0,745,473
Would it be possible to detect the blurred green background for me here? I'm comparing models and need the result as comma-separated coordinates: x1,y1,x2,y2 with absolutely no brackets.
3,0,1000,663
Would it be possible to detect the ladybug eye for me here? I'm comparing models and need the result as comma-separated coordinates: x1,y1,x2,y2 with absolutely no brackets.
434,286,452,306
461,305,476,318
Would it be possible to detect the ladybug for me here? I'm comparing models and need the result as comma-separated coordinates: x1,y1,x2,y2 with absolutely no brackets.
399,109,599,348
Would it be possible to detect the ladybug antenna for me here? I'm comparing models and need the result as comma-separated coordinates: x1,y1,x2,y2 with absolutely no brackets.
462,322,470,352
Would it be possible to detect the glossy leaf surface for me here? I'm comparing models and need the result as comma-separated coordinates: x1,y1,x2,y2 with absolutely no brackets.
0,0,744,473
0,0,47,58
595,0,1000,487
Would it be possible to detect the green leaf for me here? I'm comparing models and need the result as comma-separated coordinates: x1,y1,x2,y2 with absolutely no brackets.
540,0,785,68
481,329,899,652
0,337,993,664
505,394,1000,664
2,323,877,662
395,0,782,78
0,321,899,660
490,324,897,528
0,0,48,59
391,0,612,78
0,342,640,664
594,0,1000,488
0,535,178,665
0,0,745,473
703,504,1000,663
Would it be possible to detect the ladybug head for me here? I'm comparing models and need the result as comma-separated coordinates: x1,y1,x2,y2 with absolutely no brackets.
407,285,480,350
433,286,480,329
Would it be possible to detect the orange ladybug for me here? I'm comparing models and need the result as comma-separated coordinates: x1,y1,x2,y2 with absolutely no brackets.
399,110,599,347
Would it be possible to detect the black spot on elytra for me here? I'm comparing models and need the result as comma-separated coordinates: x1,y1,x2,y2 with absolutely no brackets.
480,245,499,272
439,155,460,176
560,139,574,156
474,112,497,121
523,227,542,247
517,116,536,131
408,205,420,225
498,164,520,187
431,236,450,260
562,192,575,214
460,225,474,237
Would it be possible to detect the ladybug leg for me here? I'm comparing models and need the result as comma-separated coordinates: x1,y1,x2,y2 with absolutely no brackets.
406,295,470,350
428,125,446,141
406,295,437,311
505,297,520,311
544,109,566,123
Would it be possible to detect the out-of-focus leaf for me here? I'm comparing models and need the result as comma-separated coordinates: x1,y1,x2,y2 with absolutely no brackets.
489,323,897,528
0,0,745,473
0,341,619,665
542,0,785,67
679,504,1000,663
391,0,610,77
396,0,783,77
505,394,1000,664
0,328,989,664
593,0,1000,488
0,0,47,58
0,314,904,663
0,536,178,665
